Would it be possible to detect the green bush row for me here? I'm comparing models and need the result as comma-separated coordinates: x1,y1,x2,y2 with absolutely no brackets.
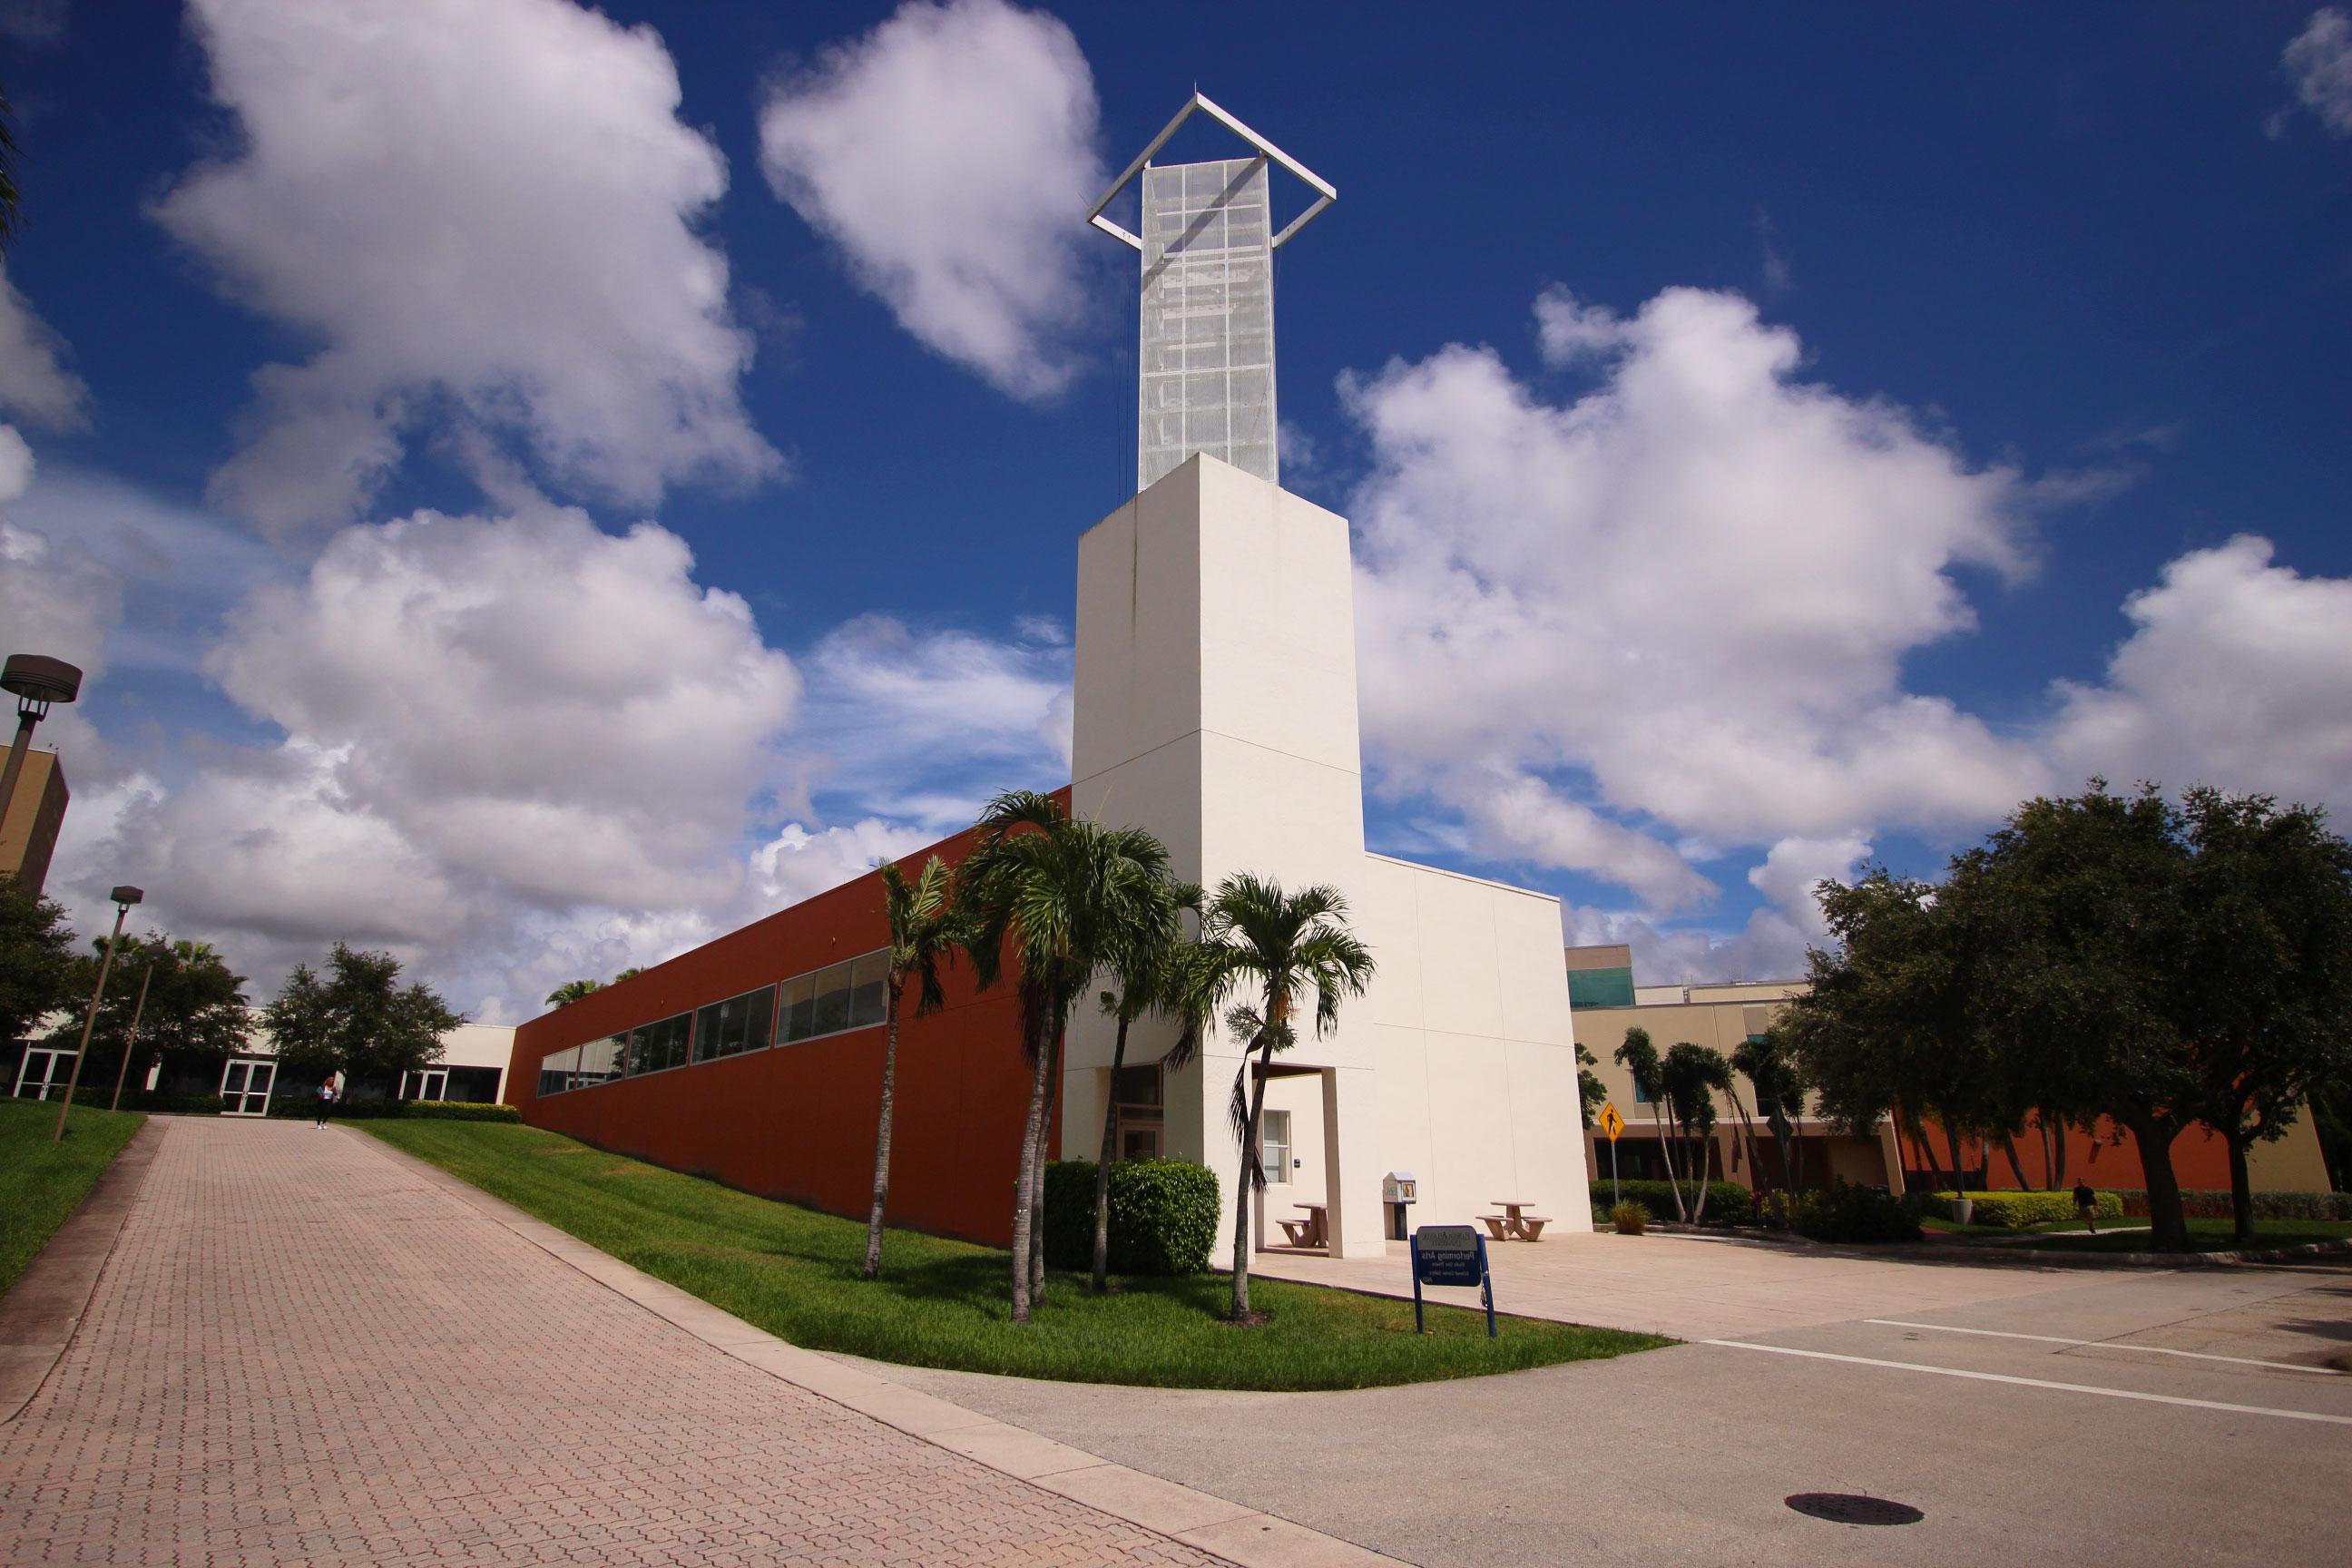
1931,1189,2123,1228
2107,1189,2352,1221
265,1098,522,1122
1042,1158,1220,1276
1793,1179,1921,1243
1590,1179,1754,1227
66,1086,224,1116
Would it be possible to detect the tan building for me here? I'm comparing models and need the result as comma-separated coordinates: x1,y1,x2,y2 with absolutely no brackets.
0,747,68,896
1570,946,1901,1196
1569,944,2336,1200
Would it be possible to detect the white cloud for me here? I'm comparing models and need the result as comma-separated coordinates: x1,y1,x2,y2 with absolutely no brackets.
757,0,1105,398
2047,535,2352,808
2278,8,2352,137
152,0,779,535
748,818,937,909
1348,285,2049,911
0,444,123,778
789,612,1073,829
0,262,89,428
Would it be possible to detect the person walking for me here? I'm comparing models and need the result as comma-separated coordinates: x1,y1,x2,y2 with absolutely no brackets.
2072,1179,2099,1234
314,1077,336,1128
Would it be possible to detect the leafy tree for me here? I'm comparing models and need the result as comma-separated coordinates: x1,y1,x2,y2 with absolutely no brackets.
2172,789,2352,1242
1189,874,1374,1322
862,856,970,1281
1733,1027,1806,1200
1575,1042,1607,1131
612,966,645,983
959,791,1175,1324
1660,1043,1733,1220
1088,877,1200,1292
0,879,75,1048
1612,1026,1682,1219
263,943,463,1093
544,978,603,1007
46,936,250,1095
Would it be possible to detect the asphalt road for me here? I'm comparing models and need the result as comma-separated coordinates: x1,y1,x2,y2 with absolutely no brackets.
857,1259,2352,1567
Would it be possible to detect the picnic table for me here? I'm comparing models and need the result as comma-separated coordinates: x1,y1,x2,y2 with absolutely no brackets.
1276,1202,1328,1250
1479,1199,1551,1242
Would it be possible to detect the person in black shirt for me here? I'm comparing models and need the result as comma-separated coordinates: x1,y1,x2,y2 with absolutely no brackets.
2072,1180,2099,1233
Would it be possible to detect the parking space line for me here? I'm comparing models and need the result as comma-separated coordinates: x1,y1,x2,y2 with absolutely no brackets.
1700,1340,2352,1426
1864,1318,2345,1376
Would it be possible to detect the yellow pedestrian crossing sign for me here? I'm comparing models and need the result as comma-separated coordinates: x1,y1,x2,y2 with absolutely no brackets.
1599,1102,1626,1142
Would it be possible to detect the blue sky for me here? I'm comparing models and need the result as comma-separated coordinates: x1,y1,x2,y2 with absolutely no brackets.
3,0,2348,1019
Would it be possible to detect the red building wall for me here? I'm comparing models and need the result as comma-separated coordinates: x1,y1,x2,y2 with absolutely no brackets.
1897,1114,2239,1191
506,811,1063,1249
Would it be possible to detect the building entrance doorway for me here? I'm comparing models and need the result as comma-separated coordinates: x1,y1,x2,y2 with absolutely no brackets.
13,1047,75,1101
220,1058,276,1117
401,1068,447,1102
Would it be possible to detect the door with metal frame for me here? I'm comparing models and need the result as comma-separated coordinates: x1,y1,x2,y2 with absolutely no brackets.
12,1048,75,1101
402,1067,448,1102
219,1058,277,1117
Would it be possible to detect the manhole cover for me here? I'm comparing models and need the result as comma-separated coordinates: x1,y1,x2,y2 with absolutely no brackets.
1785,1493,1924,1526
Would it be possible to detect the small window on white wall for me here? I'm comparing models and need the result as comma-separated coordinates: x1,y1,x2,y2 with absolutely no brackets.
1261,1110,1292,1185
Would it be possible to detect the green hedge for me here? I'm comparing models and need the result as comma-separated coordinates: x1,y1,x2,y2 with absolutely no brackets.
2109,1189,2352,1221
1792,1180,1921,1243
1590,1179,1754,1227
67,1086,223,1116
1043,1158,1220,1276
267,1098,521,1122
1932,1190,2122,1228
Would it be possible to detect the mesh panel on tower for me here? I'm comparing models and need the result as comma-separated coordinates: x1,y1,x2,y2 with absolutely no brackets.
1137,157,1277,490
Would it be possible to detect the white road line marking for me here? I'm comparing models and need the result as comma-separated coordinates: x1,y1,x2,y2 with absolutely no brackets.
1700,1340,2352,1426
1864,1318,2346,1376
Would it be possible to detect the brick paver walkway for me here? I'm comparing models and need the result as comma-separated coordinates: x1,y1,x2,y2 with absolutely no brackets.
0,1118,1220,1566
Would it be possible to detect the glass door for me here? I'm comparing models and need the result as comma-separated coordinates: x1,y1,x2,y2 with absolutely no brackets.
402,1068,447,1102
12,1048,74,1100
219,1058,277,1116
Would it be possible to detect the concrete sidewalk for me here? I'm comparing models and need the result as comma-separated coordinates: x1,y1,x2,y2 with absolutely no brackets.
0,1117,1389,1568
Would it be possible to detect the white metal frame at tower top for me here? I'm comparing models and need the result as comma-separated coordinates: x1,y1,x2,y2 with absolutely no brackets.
1086,91,1337,250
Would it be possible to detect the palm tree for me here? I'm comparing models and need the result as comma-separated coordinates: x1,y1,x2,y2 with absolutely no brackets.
612,966,645,984
1661,1042,1732,1222
959,790,1175,1324
544,978,602,1008
862,856,967,1280
1192,874,1375,1322
1088,879,1200,1291
1614,1026,1685,1219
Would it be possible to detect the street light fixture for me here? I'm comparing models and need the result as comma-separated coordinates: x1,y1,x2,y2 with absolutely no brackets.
0,652,83,841
53,884,142,1142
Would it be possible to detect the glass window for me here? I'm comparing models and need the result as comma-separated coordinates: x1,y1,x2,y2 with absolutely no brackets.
1260,1110,1292,1186
694,998,727,1063
810,961,854,1036
625,1023,658,1077
780,974,816,1044
848,952,889,1029
1112,1063,1162,1108
658,1013,692,1072
537,1044,582,1096
741,984,777,1053
577,1034,624,1086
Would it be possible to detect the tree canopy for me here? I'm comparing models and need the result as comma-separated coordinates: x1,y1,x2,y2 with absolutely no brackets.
44,935,250,1085
262,943,463,1087
0,879,76,1047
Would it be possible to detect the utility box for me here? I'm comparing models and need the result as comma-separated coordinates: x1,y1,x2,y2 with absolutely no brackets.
1384,1171,1417,1240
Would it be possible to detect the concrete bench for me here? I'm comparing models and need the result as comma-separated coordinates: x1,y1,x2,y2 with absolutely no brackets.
1512,1216,1552,1241
1276,1218,1316,1248
1477,1215,1513,1240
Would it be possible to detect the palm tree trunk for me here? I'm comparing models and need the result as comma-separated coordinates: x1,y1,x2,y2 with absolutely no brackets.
1030,1021,1063,1300
1690,1131,1711,1222
861,986,903,1280
1229,1043,1274,1319
1092,1014,1130,1292
2225,1129,2256,1246
1942,1122,1970,1197
1008,1024,1054,1324
1651,1100,1687,1220
1999,1133,2031,1192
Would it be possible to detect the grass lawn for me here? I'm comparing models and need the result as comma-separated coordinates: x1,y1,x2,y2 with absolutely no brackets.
2008,1218,2352,1253
1918,1215,2151,1240
366,1120,1668,1390
0,1099,146,1299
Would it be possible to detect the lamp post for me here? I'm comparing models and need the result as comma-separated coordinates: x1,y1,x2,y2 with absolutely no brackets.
0,653,83,837
53,885,142,1142
107,958,156,1113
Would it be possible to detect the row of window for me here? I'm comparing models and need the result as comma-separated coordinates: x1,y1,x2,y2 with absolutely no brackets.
535,950,890,1097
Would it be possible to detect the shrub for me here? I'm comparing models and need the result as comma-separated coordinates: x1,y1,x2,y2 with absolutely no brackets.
69,1086,222,1115
1931,1190,2122,1228
1043,1159,1220,1276
1609,1202,1648,1235
2108,1189,2352,1221
1590,1179,1754,1227
1791,1179,1921,1243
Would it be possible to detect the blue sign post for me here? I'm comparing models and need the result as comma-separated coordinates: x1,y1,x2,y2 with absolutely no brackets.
1408,1223,1497,1338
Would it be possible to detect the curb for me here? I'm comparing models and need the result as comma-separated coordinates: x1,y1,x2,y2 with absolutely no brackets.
353,1129,1409,1568
0,1116,165,1423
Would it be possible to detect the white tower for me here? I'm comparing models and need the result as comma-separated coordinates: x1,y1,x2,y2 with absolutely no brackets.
1063,97,1590,1261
